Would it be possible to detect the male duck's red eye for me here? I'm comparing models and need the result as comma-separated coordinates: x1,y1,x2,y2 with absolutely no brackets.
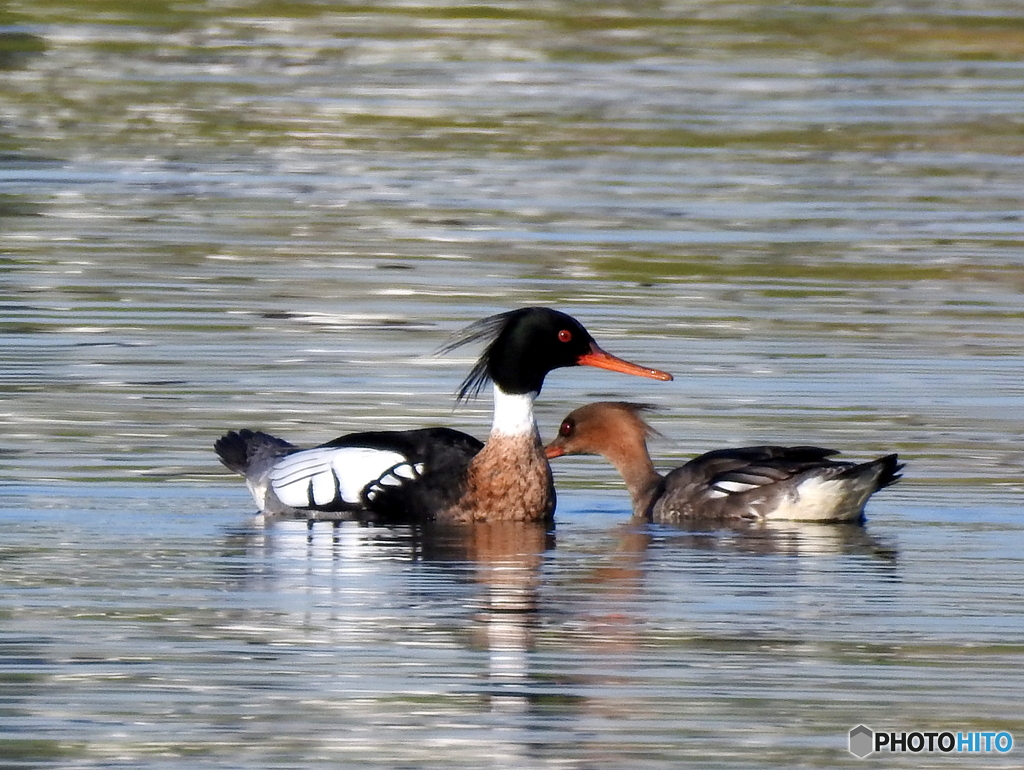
557,329,572,343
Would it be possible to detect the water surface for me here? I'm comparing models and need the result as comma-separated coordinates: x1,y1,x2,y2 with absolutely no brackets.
2,2,1023,767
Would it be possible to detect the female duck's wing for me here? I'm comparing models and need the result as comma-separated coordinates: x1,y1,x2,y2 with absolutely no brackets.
652,445,901,522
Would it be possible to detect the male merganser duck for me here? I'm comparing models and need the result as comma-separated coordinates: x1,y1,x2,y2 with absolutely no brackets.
544,402,902,523
216,309,672,526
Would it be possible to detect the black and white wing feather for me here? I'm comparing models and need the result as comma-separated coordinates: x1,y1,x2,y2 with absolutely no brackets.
268,445,412,511
216,426,483,520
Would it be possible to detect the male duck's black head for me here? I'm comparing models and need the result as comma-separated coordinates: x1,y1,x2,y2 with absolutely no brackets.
441,307,672,402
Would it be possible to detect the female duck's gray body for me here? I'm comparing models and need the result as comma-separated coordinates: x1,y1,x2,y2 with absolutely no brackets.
216,309,672,526
545,402,902,523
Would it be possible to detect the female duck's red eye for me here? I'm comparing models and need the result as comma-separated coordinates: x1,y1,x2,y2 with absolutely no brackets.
559,419,573,437
557,329,572,343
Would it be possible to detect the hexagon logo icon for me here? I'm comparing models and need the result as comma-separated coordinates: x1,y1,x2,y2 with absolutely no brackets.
849,725,874,758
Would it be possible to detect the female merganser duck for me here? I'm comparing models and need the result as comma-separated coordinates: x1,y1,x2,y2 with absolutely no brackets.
544,402,902,523
216,309,672,526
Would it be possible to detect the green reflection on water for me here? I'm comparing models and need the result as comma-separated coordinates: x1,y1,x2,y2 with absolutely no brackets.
19,0,1024,62
9,0,1024,159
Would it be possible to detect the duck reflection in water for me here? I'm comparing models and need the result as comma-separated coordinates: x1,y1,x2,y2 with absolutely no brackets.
220,495,898,770
224,517,553,768
424,521,550,722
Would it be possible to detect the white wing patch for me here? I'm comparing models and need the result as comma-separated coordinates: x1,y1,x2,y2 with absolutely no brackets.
365,462,425,501
710,479,760,496
269,446,407,508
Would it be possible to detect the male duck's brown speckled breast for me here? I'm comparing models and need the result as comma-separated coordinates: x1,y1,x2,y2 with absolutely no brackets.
441,433,554,525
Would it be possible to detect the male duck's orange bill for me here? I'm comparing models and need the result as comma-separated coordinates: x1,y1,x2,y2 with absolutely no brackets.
576,343,673,382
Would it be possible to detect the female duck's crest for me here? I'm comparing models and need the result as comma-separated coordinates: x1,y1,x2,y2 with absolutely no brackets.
439,307,672,402
550,401,664,457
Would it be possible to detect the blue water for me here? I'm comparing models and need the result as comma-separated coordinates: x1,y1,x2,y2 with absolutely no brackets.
3,482,1022,768
2,2,1024,767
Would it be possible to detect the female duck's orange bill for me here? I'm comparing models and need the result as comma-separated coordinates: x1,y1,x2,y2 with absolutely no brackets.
576,343,673,381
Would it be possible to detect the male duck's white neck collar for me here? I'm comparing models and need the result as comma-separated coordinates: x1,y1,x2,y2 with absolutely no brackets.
489,385,538,437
